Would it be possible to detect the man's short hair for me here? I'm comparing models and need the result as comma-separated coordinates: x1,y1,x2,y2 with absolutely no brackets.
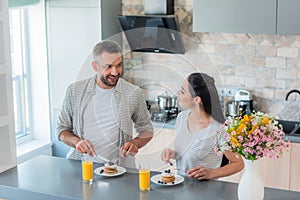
92,40,122,61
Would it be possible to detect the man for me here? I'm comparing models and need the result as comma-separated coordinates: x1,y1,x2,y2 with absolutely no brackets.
57,40,153,168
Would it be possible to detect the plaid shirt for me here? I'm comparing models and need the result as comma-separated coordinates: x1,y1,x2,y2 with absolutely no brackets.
56,75,153,168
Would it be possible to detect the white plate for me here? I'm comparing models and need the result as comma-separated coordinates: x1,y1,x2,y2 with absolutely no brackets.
94,166,126,177
151,174,184,186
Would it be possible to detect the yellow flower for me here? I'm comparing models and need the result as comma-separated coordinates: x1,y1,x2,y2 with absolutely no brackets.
249,125,258,135
262,117,269,124
241,115,251,123
237,123,246,135
230,136,240,148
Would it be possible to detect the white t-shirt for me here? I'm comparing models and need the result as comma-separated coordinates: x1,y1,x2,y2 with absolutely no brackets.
82,85,120,161
175,110,224,176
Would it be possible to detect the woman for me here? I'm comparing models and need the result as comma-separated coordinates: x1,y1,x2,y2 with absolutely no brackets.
161,73,244,180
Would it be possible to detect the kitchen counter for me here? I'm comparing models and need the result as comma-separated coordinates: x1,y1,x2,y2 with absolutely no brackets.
0,155,300,200
152,118,176,129
285,135,300,143
151,119,300,143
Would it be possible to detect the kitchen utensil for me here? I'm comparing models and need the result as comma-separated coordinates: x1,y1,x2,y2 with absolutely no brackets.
227,101,239,117
93,155,119,165
156,91,177,110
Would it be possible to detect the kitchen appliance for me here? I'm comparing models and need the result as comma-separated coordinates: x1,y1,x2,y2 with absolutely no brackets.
234,90,254,116
144,0,174,15
150,107,178,122
117,15,185,54
150,92,179,122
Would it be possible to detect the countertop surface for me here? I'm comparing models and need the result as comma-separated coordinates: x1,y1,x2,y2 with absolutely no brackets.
284,134,300,143
152,118,176,129
0,155,300,200
152,119,300,143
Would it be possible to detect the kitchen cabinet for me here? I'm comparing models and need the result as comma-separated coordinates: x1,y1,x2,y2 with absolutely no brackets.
277,0,300,35
218,170,242,183
193,0,277,34
135,127,176,171
0,0,17,173
220,142,300,192
290,142,300,192
258,146,291,190
46,0,121,157
193,0,300,35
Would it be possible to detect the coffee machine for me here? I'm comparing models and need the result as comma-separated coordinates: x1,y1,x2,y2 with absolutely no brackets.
234,90,254,116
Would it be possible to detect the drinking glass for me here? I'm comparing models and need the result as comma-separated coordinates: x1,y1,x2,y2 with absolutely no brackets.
139,190,150,200
139,166,150,191
82,154,93,183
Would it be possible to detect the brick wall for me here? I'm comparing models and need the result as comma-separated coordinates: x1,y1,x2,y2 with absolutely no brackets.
122,0,300,121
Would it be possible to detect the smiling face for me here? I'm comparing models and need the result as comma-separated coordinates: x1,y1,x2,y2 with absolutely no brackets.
177,80,196,109
92,51,123,89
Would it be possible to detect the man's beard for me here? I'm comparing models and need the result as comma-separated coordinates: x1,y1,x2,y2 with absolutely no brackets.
100,74,120,87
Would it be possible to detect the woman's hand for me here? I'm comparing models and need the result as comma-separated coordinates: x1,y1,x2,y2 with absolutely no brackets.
187,166,211,180
161,148,176,163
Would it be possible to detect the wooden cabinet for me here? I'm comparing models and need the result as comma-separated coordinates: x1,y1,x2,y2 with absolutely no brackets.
0,0,17,173
258,146,291,190
277,0,300,35
290,142,300,192
193,0,277,34
218,170,242,183
220,142,300,192
135,127,176,172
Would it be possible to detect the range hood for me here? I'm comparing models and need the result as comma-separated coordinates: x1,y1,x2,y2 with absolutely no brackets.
118,15,185,54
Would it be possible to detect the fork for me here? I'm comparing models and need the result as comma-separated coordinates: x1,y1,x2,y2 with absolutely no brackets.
93,155,119,166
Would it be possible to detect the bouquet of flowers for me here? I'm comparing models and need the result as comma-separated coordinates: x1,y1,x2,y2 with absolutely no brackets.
215,112,289,161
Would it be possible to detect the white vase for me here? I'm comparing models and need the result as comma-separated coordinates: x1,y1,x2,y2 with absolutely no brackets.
238,159,264,200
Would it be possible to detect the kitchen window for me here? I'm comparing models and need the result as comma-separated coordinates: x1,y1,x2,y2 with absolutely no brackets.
8,0,51,151
9,7,31,142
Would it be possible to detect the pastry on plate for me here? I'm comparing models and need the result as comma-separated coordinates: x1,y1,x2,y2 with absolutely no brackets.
104,163,118,174
161,169,175,183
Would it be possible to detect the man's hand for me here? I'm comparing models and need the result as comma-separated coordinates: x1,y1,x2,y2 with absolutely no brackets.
75,139,95,155
119,141,138,158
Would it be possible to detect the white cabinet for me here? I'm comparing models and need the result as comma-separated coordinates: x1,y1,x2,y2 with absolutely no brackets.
46,0,122,157
0,0,17,173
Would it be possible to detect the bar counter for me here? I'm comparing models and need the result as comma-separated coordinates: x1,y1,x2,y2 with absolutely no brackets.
0,155,299,200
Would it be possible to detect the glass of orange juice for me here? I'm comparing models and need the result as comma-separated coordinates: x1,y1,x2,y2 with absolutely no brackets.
82,154,93,183
139,167,150,191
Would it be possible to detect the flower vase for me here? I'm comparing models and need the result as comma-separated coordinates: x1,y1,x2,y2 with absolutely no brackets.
238,159,264,200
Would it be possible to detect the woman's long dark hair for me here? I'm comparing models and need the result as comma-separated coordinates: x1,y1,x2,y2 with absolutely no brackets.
187,73,225,124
